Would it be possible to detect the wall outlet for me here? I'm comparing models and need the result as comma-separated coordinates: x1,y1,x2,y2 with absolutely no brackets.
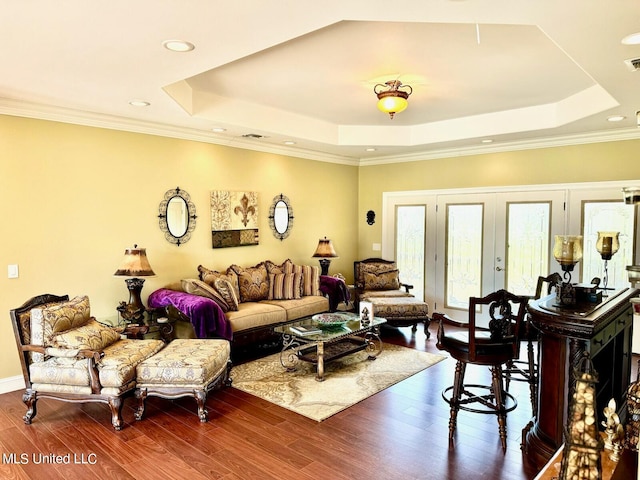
8,264,19,279
372,243,381,251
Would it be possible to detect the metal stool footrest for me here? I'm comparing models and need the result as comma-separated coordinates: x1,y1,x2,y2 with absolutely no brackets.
442,383,518,415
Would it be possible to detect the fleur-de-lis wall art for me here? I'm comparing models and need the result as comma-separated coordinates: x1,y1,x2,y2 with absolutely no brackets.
210,190,259,248
234,193,256,227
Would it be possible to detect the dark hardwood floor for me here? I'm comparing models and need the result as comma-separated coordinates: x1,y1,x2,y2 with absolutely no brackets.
0,324,607,479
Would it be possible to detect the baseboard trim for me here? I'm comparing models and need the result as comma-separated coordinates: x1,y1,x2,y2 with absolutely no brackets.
0,376,25,394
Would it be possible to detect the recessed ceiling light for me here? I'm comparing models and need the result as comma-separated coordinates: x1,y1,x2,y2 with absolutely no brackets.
365,147,377,152
481,139,493,144
607,115,626,122
162,40,195,52
283,140,296,145
622,32,640,45
212,127,226,133
129,100,150,107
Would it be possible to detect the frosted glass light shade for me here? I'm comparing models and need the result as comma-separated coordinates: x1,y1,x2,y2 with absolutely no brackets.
553,235,583,268
377,96,408,115
596,231,620,260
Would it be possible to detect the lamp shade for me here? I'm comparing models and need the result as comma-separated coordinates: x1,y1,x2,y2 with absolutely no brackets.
596,232,620,260
553,235,583,268
114,245,155,277
312,237,338,258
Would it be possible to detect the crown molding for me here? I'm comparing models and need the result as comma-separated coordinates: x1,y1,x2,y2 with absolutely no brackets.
359,128,640,166
1,97,638,167
0,98,359,166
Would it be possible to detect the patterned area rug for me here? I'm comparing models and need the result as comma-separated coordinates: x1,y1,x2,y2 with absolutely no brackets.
230,344,446,421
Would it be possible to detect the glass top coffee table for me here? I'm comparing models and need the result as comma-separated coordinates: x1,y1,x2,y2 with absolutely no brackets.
274,312,386,381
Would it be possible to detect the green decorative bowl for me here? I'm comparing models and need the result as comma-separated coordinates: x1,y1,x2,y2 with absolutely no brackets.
312,313,349,329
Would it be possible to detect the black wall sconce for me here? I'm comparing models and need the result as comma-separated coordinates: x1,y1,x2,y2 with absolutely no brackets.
366,210,376,225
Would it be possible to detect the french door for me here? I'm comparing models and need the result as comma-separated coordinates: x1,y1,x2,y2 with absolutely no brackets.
384,189,566,322
434,190,565,320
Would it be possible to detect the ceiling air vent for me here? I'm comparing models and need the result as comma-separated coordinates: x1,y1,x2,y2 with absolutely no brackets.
241,133,265,139
624,57,640,71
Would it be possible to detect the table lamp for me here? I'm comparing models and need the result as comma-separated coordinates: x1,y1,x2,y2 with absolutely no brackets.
553,235,583,306
114,244,155,323
312,237,338,276
595,231,619,296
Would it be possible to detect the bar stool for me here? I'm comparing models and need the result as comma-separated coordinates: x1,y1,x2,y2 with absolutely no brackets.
434,289,528,451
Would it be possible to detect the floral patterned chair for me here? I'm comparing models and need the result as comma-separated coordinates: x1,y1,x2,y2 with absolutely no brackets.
353,258,430,336
9,294,165,430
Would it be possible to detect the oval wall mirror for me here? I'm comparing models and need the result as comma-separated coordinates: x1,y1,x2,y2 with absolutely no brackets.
268,193,294,240
158,187,197,246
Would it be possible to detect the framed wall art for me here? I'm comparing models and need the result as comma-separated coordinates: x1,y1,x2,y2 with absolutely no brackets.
210,190,259,248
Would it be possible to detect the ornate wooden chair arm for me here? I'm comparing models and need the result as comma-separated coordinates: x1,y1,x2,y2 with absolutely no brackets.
432,312,468,328
21,344,45,354
41,347,105,394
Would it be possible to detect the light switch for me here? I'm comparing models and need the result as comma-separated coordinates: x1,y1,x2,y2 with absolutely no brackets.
8,264,19,279
372,243,381,251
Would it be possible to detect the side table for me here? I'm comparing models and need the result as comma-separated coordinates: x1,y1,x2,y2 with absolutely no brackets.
101,307,177,343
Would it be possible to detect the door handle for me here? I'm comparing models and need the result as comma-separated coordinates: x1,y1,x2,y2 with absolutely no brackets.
495,266,504,272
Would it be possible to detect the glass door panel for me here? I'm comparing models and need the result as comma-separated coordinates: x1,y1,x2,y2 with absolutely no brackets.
445,204,484,309
505,202,551,296
395,205,426,301
568,186,640,286
581,201,635,289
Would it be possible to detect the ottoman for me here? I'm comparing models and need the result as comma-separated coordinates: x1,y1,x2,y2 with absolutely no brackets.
135,339,232,422
367,296,430,337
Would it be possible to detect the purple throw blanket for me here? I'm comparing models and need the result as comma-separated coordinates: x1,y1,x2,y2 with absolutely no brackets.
320,275,350,312
148,289,233,341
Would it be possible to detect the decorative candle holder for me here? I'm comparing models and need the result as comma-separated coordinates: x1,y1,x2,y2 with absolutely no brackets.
553,235,583,306
595,232,620,296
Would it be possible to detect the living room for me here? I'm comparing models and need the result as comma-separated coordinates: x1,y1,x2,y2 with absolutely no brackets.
2,2,640,479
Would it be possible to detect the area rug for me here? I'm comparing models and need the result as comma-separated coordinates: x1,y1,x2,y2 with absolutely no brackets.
230,344,446,421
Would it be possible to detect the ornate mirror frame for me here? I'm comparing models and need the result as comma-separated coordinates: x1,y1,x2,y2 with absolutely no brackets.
268,193,294,240
158,186,197,246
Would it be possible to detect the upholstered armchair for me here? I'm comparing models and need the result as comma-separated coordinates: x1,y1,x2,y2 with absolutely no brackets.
9,294,165,430
353,258,430,335
353,258,414,305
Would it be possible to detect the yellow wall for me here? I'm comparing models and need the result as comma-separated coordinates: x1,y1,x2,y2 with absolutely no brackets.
0,115,358,380
2,112,640,383
357,140,640,257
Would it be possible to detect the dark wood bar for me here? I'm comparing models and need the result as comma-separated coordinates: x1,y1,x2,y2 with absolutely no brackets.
523,287,638,470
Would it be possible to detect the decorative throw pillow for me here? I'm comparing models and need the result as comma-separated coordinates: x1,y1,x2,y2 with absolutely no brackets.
359,262,397,286
213,278,239,311
198,265,240,300
268,273,303,300
230,263,270,302
51,319,121,351
292,264,321,296
265,259,294,275
181,278,230,312
31,295,91,347
364,269,401,290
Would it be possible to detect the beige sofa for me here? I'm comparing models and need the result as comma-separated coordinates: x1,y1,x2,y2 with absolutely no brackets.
149,259,330,355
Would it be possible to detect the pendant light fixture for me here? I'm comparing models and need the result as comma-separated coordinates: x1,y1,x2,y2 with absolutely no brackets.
374,80,412,119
